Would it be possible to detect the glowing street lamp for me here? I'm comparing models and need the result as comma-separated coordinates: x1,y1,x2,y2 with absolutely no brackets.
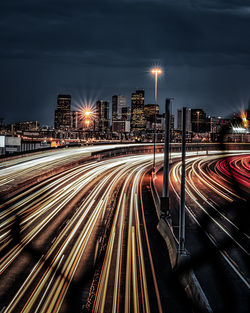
81,107,95,142
84,111,92,118
82,107,94,129
151,67,162,172
83,108,94,119
151,68,162,106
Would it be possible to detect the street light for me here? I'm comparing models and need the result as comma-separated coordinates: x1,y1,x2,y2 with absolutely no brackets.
151,68,162,105
151,67,162,172
82,106,95,140
83,108,94,120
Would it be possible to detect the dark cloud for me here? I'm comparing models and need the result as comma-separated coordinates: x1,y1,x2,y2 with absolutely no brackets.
0,0,249,124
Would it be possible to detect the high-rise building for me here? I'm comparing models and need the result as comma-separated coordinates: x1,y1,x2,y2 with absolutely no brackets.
112,95,127,132
144,104,160,122
71,111,82,129
131,89,146,132
112,95,126,121
177,108,192,132
96,100,110,132
191,109,210,133
54,95,71,129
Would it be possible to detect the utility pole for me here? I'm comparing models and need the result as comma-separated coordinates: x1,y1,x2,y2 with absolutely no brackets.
161,98,172,215
179,107,186,254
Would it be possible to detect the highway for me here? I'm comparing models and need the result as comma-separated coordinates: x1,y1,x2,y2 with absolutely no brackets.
0,148,249,313
0,152,177,313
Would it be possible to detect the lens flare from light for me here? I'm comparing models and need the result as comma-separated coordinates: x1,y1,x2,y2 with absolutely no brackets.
82,105,96,129
241,111,248,129
151,68,162,75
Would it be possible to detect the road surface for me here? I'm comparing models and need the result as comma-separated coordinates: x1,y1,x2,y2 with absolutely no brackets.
0,153,189,313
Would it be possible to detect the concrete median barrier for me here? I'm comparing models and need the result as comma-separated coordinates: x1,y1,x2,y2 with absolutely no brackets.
151,172,213,313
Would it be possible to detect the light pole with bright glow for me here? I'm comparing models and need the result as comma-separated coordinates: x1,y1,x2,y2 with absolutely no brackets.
151,67,162,172
82,106,94,140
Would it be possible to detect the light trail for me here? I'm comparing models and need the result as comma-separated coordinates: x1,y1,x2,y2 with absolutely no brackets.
93,158,160,313
3,159,136,312
0,153,165,313
1,148,248,312
0,144,155,193
168,151,250,289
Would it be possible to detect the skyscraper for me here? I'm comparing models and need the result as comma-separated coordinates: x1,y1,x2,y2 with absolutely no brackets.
177,108,192,132
131,89,146,132
96,100,110,132
112,95,127,132
112,95,126,121
54,95,71,129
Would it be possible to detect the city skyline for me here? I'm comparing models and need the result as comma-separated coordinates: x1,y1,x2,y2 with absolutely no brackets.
0,0,250,125
1,87,247,127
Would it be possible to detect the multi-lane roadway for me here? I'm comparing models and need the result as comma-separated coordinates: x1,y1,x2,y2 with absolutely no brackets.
0,147,249,313
0,151,175,313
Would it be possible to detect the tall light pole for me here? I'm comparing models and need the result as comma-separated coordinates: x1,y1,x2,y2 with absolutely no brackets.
179,107,186,254
162,98,173,216
151,68,162,172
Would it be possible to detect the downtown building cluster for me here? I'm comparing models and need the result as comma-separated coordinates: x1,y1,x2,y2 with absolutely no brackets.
53,92,248,144
0,92,249,154
53,91,174,142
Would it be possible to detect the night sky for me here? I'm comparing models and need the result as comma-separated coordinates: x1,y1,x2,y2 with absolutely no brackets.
0,0,250,126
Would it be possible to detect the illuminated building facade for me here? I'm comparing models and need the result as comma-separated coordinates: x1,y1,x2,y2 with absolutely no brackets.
14,121,39,131
191,109,210,133
131,89,146,132
54,95,71,129
144,104,159,123
96,100,110,132
112,95,127,132
71,111,82,129
112,95,126,121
